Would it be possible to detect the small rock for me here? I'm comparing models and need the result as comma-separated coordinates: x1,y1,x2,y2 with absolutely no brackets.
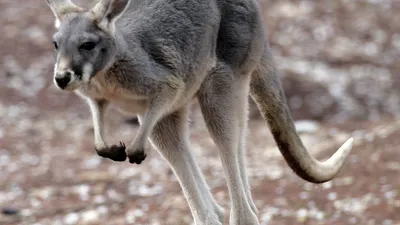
81,210,100,224
77,171,112,182
387,162,400,171
74,184,90,201
82,156,101,169
328,192,338,201
2,207,19,215
93,195,106,204
384,190,397,199
29,197,42,208
335,176,354,186
295,120,320,133
125,209,144,224
299,192,309,200
32,187,54,199
97,206,109,216
64,212,79,225
321,181,333,189
302,183,315,191
383,220,393,225
126,213,136,224
313,210,325,220
20,209,33,217
349,217,358,224
107,189,124,201
274,197,288,206
296,208,308,223
265,165,284,180
136,184,163,197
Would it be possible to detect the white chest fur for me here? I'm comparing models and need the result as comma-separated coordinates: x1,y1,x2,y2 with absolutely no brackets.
76,73,149,115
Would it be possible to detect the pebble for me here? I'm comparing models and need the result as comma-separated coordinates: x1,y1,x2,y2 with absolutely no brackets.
299,191,309,200
93,195,106,204
20,209,33,217
64,212,79,225
1,207,19,215
82,156,101,169
328,192,338,201
265,165,284,180
125,209,144,224
78,171,112,182
294,120,320,133
97,206,109,216
74,184,90,201
335,177,354,186
296,208,308,223
32,187,54,199
383,219,393,225
81,210,100,224
387,162,400,171
321,181,333,189
384,190,397,199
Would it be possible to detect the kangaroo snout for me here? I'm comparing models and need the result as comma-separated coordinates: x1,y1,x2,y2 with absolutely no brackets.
55,71,72,89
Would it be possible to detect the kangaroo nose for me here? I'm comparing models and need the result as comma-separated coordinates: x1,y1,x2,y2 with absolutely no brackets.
55,71,71,89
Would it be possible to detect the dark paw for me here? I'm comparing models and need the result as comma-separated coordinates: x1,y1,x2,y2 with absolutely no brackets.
127,150,147,164
95,142,127,162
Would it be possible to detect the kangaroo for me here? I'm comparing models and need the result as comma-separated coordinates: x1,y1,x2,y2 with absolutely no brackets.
45,0,354,224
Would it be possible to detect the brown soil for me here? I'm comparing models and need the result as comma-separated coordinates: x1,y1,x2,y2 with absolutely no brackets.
0,0,399,224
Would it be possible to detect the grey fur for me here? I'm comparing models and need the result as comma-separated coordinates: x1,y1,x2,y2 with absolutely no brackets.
45,0,354,224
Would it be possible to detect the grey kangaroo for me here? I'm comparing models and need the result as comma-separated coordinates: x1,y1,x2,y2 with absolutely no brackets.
45,0,354,224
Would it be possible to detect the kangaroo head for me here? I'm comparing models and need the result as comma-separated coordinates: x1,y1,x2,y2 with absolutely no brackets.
46,0,129,91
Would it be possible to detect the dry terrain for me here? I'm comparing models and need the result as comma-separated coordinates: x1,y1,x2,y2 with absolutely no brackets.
0,0,399,224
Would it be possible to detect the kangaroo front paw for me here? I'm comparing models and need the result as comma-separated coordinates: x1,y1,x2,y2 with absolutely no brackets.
95,142,127,162
127,149,147,164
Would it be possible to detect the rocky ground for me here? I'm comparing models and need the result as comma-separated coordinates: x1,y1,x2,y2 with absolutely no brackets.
0,0,399,224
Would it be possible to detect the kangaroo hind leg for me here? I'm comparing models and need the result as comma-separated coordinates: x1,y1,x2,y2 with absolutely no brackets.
148,108,224,225
198,63,259,225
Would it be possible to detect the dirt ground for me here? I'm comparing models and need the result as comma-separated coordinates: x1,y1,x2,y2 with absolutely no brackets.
0,0,399,225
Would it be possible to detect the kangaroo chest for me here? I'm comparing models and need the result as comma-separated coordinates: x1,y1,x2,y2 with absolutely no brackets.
77,73,149,115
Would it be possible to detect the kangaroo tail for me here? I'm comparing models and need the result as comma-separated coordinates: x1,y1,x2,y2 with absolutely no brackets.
249,46,353,183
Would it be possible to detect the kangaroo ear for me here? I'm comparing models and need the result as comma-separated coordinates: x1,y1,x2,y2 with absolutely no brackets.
45,0,83,28
90,0,129,27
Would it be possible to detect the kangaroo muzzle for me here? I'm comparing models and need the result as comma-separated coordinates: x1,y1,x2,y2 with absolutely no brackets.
55,70,72,89
54,68,81,91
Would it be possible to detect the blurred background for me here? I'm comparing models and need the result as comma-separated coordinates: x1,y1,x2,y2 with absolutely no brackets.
0,0,399,224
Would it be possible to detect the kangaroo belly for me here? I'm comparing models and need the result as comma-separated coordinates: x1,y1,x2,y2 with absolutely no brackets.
110,98,149,115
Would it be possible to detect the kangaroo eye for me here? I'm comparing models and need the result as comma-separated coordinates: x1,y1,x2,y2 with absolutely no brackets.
53,41,58,50
80,42,96,51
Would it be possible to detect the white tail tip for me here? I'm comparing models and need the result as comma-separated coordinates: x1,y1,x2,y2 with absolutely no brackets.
341,137,354,151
